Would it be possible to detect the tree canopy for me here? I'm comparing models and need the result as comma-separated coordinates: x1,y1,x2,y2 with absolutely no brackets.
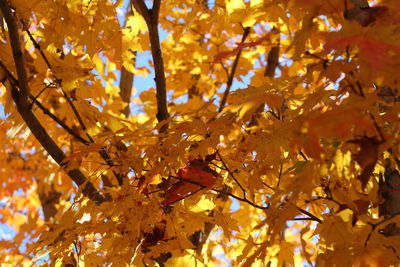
0,0,399,266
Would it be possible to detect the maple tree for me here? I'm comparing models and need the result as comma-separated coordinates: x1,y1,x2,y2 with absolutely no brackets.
0,0,400,265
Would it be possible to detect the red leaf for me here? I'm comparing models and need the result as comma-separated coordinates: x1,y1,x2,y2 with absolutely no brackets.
325,33,400,71
165,158,218,205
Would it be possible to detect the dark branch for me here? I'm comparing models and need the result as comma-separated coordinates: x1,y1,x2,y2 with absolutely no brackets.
152,0,162,22
132,0,151,24
0,60,90,145
0,2,105,203
0,1,29,108
27,29,124,185
169,175,269,210
26,29,52,70
296,207,322,223
30,96,90,144
134,0,169,133
119,2,135,117
218,27,251,112
248,38,280,126
216,150,247,198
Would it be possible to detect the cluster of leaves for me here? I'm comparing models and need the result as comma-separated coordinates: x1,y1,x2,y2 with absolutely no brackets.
0,0,399,266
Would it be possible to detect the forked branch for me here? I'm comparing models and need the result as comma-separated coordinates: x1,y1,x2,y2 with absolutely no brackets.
0,1,105,203
0,60,90,145
27,27,124,186
133,0,169,133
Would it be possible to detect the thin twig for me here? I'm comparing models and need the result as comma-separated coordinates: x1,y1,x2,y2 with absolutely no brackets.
267,110,280,120
299,151,308,161
29,82,56,109
26,29,52,70
216,150,247,198
296,207,322,223
27,30,124,185
218,27,250,112
31,97,90,144
169,175,269,210
262,181,276,191
63,93,123,184
288,217,321,222
277,164,283,187
209,161,228,171
220,61,230,80
0,60,90,145
260,176,322,223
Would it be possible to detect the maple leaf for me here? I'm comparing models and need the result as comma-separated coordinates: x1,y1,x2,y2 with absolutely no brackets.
325,32,400,71
348,137,380,189
1,0,400,265
165,156,218,205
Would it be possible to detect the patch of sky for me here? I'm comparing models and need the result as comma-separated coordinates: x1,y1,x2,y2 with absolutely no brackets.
0,104,7,119
114,0,172,114
230,198,240,212
318,15,342,32
0,223,16,241
13,188,27,197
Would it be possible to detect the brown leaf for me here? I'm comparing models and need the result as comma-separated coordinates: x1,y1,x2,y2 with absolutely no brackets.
344,6,388,27
349,137,380,189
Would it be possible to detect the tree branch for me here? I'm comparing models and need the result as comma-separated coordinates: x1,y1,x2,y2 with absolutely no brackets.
168,175,269,210
152,0,162,22
19,91,104,203
218,27,250,112
26,29,52,70
61,89,124,185
26,28,124,186
296,207,322,223
132,0,151,24
0,60,91,145
119,2,136,117
0,1,105,203
216,150,247,198
120,66,135,116
248,40,280,126
0,1,29,108
134,0,169,133
31,96,90,144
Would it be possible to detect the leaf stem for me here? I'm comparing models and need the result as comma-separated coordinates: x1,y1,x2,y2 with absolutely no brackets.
216,150,247,198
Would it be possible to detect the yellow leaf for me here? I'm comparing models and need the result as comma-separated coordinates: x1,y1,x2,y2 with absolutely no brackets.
277,241,295,267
